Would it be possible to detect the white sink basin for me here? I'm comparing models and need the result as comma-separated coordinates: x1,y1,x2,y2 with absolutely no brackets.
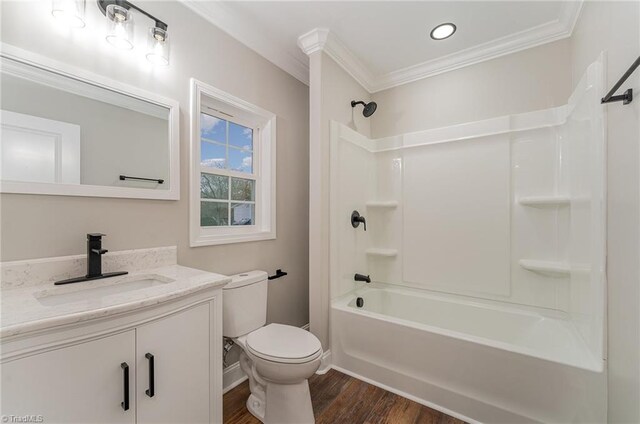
35,274,174,306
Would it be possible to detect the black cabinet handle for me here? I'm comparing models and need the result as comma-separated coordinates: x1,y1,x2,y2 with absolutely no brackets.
121,362,130,411
145,353,155,397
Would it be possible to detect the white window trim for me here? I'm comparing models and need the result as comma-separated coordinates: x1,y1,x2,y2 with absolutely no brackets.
189,78,276,247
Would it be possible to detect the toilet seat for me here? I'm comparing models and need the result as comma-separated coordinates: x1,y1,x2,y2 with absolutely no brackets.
246,323,322,364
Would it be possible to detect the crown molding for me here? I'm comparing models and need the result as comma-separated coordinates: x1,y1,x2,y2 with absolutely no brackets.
181,0,310,85
297,28,330,55
560,0,584,34
182,0,583,93
299,28,377,92
299,1,583,93
371,1,583,92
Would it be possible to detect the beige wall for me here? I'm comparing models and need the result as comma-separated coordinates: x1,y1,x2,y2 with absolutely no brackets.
0,1,310,328
371,39,572,138
570,2,640,422
308,51,371,348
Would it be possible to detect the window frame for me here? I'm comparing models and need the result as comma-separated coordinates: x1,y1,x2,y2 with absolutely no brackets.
190,79,276,246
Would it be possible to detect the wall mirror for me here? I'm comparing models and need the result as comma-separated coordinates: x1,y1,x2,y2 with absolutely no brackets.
0,45,179,200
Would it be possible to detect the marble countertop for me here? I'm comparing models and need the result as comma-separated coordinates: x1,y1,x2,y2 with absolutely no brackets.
1,264,230,338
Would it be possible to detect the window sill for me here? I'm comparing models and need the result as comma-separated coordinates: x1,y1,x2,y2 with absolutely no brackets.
190,230,276,247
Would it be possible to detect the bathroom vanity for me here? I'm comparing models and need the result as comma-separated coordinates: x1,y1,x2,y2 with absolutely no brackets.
0,247,229,424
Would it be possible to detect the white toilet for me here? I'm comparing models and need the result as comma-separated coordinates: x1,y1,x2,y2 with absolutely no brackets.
223,271,323,424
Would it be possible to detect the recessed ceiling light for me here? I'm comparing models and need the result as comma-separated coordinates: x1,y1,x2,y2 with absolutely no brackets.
430,23,456,40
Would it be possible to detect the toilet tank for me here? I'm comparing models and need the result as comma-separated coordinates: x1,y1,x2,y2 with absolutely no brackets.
223,270,268,338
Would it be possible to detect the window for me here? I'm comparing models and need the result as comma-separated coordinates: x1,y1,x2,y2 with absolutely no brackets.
190,79,276,246
200,115,256,226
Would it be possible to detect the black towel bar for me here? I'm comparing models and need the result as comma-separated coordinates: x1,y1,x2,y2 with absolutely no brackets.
119,175,164,184
268,269,288,280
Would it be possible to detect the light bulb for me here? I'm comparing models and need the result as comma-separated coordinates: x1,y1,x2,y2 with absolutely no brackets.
51,0,86,28
146,27,170,66
105,4,134,50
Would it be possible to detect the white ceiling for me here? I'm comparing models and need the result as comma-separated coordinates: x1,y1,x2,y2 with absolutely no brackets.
183,1,582,92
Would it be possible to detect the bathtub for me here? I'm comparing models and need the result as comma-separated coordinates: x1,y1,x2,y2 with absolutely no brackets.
331,285,606,423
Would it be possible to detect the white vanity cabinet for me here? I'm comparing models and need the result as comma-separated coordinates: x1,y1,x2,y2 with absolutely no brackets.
136,303,211,424
2,330,137,424
1,286,223,424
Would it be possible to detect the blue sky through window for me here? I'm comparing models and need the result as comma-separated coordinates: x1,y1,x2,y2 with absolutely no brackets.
229,148,252,173
200,113,226,142
200,141,226,169
229,122,253,150
201,113,253,174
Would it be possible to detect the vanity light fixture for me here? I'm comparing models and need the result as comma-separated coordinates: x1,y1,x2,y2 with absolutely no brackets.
105,4,134,50
51,0,86,28
430,23,456,40
97,0,170,65
146,27,170,67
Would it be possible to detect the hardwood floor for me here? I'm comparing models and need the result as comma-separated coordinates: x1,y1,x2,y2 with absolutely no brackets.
224,369,466,424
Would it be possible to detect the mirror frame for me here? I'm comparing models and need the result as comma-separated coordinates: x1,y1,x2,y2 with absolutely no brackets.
0,43,180,200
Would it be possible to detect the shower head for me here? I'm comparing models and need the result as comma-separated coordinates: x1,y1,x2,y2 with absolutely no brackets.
351,100,377,118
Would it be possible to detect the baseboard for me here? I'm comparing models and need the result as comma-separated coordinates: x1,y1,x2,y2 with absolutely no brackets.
315,350,332,375
223,342,470,422
330,364,477,424
223,361,248,394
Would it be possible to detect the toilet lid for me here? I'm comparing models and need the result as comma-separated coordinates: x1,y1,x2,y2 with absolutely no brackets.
246,324,322,363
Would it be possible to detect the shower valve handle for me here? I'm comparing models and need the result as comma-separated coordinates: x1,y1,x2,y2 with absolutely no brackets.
351,211,366,231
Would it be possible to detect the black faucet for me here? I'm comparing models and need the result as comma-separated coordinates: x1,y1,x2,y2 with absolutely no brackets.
54,234,128,285
87,233,109,278
354,273,371,283
351,211,367,231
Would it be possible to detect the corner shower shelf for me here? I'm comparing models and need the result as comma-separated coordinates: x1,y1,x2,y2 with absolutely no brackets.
518,196,570,207
518,259,570,277
365,201,399,209
366,248,398,257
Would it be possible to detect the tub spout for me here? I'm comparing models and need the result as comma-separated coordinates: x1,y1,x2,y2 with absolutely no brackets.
354,273,371,283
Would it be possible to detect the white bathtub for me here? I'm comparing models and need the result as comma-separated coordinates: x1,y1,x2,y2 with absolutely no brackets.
331,285,606,423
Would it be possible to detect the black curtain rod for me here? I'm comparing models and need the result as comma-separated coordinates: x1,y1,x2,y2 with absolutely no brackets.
601,55,640,105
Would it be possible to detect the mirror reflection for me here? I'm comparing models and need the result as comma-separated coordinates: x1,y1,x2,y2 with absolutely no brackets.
0,58,170,190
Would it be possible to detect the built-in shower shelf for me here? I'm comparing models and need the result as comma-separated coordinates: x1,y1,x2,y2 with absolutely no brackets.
519,259,570,277
518,196,570,207
366,201,399,209
366,248,398,257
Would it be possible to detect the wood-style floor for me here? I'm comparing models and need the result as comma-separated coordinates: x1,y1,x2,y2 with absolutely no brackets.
224,369,466,424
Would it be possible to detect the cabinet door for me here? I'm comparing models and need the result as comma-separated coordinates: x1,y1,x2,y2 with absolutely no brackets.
1,330,136,424
136,303,210,424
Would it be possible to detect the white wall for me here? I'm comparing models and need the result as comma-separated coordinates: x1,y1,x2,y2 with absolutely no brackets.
333,91,605,319
570,2,640,422
371,39,572,139
329,123,374,299
308,51,371,348
0,1,310,329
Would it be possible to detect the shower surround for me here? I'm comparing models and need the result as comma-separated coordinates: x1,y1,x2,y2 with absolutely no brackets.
329,58,606,422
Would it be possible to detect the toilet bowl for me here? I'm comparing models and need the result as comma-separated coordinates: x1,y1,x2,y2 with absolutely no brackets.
223,272,323,424
235,324,322,423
